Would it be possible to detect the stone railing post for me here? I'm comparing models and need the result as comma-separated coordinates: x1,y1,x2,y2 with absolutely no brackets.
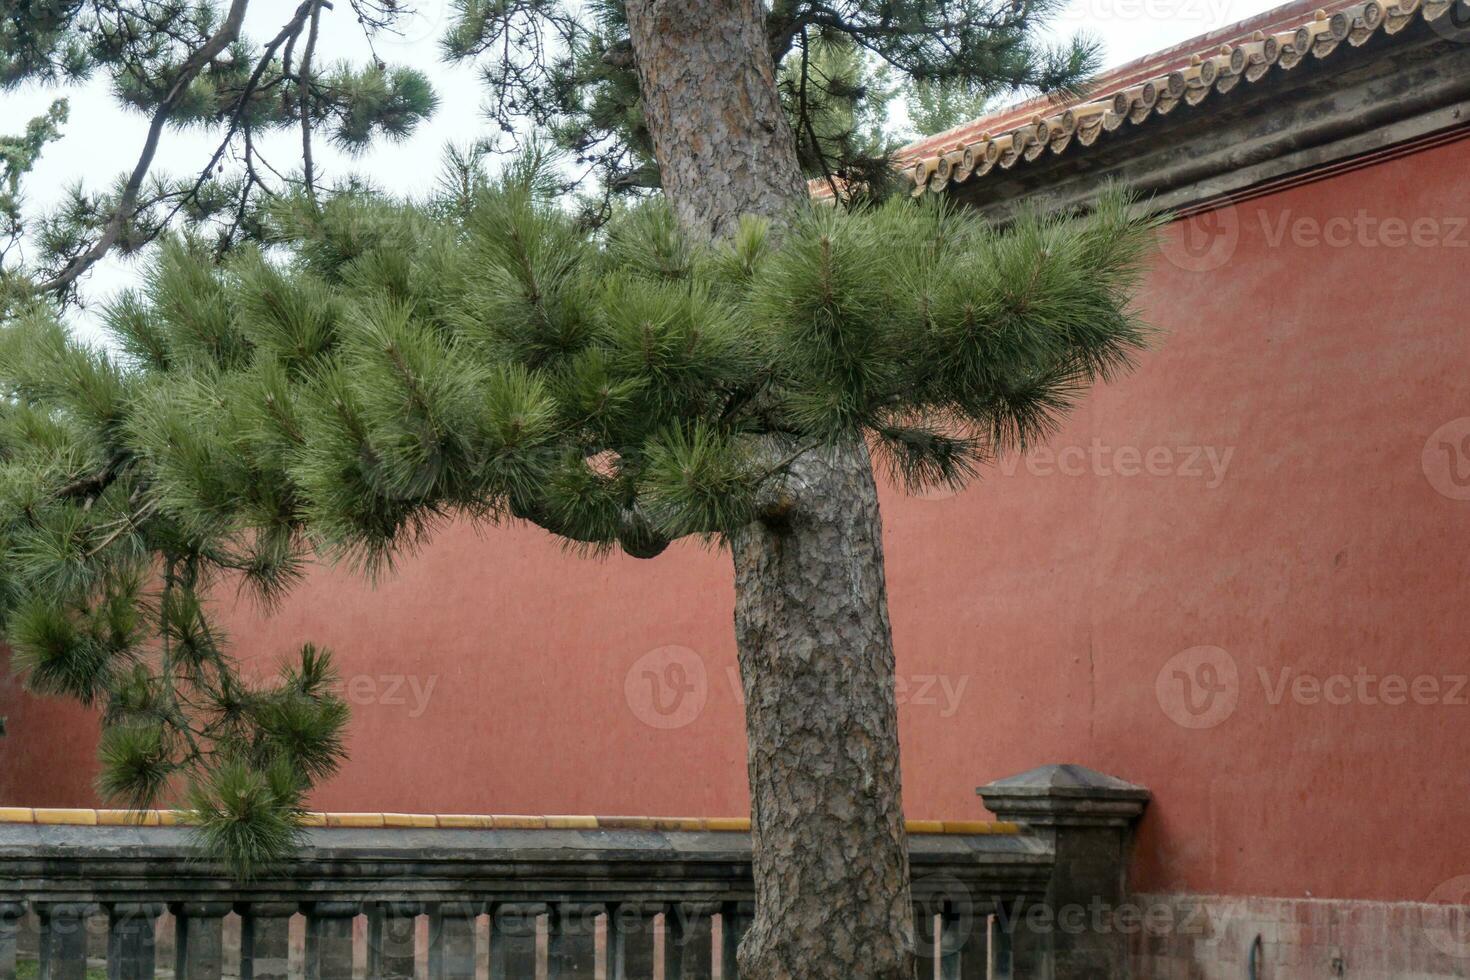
106,902,163,980
938,900,990,979
427,901,477,980
608,902,659,979
489,902,543,978
304,901,358,980
0,901,23,980
173,901,232,980
664,902,716,980
367,901,420,980
37,902,92,980
978,765,1150,980
719,901,752,979
240,902,294,980
548,902,603,978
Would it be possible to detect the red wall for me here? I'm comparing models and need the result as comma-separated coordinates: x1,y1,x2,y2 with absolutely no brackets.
5,136,1470,905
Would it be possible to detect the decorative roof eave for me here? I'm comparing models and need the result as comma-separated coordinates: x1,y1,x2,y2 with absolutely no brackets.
886,0,1468,199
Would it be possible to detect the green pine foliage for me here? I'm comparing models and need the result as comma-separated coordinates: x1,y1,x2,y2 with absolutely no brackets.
2,0,1100,301
1,100,68,276
0,0,438,300
0,294,351,876
0,159,1156,875
906,80,997,138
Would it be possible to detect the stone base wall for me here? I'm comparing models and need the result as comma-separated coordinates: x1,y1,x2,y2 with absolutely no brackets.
1129,893,1470,979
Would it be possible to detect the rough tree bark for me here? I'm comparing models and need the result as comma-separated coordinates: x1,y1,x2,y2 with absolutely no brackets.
624,0,808,241
727,442,915,980
623,2,915,977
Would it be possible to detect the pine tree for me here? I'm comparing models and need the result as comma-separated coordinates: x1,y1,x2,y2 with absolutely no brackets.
0,0,437,303
2,3,1153,977
907,79,999,138
0,166,1157,971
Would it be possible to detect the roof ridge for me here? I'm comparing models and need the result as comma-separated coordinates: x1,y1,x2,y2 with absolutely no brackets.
905,0,1362,158
891,0,1459,198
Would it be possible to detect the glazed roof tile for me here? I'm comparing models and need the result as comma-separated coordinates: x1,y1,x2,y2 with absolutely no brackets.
815,0,1465,199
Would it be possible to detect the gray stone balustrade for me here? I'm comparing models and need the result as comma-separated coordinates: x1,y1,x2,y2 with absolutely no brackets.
0,765,1146,978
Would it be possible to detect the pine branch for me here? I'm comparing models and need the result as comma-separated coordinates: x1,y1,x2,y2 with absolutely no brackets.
300,0,326,206
37,0,253,296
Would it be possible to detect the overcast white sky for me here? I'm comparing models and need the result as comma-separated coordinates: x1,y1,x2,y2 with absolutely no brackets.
2,0,1278,338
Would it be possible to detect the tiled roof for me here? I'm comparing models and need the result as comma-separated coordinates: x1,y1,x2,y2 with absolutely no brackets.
0,806,1021,835
874,0,1465,198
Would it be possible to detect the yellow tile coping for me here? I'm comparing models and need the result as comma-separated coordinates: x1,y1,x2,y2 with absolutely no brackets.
382,812,437,829
324,812,385,829
33,808,97,826
0,807,1020,836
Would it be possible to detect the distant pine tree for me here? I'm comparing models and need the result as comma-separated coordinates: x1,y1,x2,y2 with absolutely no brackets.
907,79,999,137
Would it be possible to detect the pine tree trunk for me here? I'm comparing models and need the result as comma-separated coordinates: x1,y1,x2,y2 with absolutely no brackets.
623,3,915,977
623,0,808,242
727,442,915,980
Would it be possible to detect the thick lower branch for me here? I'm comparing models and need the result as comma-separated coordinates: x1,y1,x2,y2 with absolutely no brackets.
508,497,671,560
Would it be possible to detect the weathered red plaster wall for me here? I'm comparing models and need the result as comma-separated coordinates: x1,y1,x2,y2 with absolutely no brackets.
4,136,1469,906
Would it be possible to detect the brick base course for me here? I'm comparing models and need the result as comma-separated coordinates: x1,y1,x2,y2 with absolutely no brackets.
1129,893,1470,979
